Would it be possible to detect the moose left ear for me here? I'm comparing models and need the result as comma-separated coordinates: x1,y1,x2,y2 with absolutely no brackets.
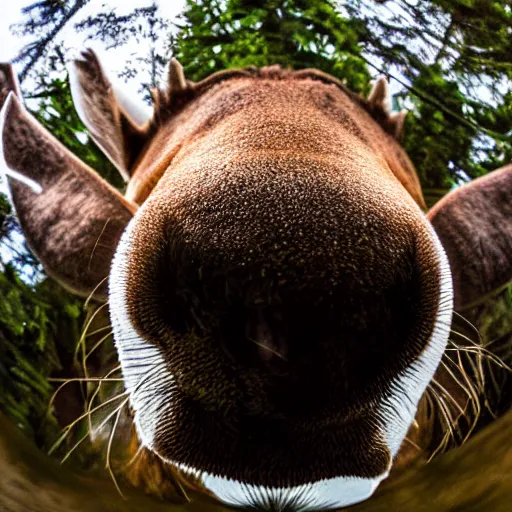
428,165,512,310
69,49,153,182
1,70,137,300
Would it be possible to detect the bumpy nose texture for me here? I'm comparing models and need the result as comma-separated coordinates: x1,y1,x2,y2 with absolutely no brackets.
172,153,417,285
146,155,421,367
125,152,436,398
129,150,431,368
113,149,445,490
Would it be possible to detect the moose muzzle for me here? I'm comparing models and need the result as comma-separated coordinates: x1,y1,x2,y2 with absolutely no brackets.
109,152,453,510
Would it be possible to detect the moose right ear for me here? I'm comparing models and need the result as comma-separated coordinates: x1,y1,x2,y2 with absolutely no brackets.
69,49,153,182
1,66,137,300
368,76,392,115
428,165,512,310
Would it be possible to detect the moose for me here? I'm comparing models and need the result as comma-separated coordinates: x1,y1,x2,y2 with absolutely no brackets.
0,50,510,511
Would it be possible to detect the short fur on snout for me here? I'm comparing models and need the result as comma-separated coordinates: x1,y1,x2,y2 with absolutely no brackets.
1,52,510,511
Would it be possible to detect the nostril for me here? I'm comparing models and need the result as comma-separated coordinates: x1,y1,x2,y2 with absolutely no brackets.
216,304,289,368
246,307,288,363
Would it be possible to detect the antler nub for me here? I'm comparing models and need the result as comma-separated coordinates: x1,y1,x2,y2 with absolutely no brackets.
368,76,392,115
168,58,188,92
367,76,408,139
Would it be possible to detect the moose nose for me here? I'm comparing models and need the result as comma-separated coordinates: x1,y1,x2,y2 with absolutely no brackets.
109,153,452,511
115,153,445,386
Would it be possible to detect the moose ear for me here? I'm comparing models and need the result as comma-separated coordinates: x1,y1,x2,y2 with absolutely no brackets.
0,68,137,300
367,77,408,139
168,58,188,92
69,49,153,182
428,165,512,310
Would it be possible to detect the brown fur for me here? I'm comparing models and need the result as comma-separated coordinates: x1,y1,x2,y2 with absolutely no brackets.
428,165,512,310
71,50,154,180
2,54,511,501
121,69,443,486
127,66,425,209
1,93,136,298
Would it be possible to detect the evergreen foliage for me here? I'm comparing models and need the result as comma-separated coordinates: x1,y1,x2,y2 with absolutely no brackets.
173,0,370,91
0,261,83,445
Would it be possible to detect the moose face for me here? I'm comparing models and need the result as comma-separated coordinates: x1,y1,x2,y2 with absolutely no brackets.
0,53,459,510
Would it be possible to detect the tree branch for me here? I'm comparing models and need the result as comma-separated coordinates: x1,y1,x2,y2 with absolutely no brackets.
16,0,90,82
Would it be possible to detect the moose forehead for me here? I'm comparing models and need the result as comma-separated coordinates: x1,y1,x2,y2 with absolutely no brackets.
127,69,422,209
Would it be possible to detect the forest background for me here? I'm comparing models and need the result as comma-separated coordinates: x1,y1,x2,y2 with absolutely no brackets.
0,0,511,462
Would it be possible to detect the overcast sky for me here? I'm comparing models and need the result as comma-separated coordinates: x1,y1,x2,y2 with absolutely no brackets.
0,1,187,59
0,0,186,93
0,0,185,266
0,2,30,62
